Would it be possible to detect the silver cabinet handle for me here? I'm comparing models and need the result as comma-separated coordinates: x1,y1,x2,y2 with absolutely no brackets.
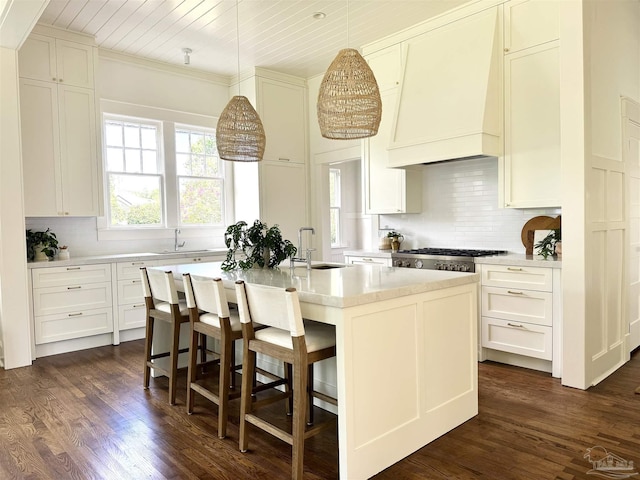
131,262,145,266
66,267,81,270
507,322,524,328
68,312,83,317
67,286,82,290
507,267,522,271
133,304,145,308
507,290,523,295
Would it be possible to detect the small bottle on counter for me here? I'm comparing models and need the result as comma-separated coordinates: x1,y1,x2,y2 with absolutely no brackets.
58,246,70,260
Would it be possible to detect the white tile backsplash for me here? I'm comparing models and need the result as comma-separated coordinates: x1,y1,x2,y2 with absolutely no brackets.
380,157,560,253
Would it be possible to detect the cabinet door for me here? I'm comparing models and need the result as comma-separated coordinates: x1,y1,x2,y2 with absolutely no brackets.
18,34,57,82
482,316,552,360
58,85,99,215
20,78,62,216
257,79,306,163
36,307,113,344
33,282,112,317
345,256,391,266
482,286,552,326
55,39,94,89
504,0,559,54
366,44,402,92
260,161,307,244
503,41,560,208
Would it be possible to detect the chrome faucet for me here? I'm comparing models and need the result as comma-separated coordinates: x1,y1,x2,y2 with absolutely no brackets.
174,228,185,251
290,227,315,269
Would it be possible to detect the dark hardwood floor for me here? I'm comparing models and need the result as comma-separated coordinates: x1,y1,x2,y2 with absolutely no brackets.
1,341,638,479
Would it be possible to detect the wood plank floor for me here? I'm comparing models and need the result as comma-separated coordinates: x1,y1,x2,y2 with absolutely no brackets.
1,341,638,479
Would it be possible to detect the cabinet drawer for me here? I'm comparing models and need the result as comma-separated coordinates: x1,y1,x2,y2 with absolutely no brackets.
33,264,111,288
33,282,112,316
345,256,391,266
482,286,552,326
118,279,144,305
482,316,552,360
118,304,147,330
481,264,552,292
116,260,158,281
35,307,113,344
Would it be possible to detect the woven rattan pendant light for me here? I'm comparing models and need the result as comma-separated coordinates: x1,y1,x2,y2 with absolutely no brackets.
216,1,265,162
317,2,381,139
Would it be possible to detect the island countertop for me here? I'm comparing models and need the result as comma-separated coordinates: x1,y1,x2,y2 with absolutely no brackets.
154,261,479,309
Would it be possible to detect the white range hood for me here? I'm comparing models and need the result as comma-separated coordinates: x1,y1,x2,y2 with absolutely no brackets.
388,7,501,167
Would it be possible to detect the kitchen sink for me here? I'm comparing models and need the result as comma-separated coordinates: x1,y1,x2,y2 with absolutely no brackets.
310,264,346,269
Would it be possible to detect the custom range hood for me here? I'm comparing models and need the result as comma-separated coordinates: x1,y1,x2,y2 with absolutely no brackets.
387,7,501,167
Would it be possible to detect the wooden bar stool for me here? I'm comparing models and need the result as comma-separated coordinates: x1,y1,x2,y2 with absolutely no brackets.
182,273,244,439
235,280,337,480
140,267,193,405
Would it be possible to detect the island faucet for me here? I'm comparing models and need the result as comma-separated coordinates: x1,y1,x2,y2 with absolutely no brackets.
290,227,315,269
174,228,185,251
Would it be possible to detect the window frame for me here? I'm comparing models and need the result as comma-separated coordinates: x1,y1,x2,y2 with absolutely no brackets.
97,102,234,243
329,167,342,248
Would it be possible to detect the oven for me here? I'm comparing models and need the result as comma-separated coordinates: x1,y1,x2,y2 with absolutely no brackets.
391,248,507,273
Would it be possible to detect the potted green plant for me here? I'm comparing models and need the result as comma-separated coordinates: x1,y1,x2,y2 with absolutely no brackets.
26,228,59,261
535,229,561,259
221,220,297,271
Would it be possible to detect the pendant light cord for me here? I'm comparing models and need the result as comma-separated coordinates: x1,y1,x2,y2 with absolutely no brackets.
346,0,350,48
236,0,240,92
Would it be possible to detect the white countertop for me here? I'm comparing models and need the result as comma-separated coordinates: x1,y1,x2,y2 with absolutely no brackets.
474,253,562,268
27,249,228,268
157,261,479,309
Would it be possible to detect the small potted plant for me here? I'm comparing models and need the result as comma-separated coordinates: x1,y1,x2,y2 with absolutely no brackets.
535,229,561,259
221,220,297,271
26,228,59,261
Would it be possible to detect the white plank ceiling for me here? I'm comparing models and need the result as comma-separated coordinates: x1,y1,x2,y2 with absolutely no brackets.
36,0,469,78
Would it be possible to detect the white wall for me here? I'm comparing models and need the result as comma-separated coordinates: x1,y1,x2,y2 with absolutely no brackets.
379,157,560,253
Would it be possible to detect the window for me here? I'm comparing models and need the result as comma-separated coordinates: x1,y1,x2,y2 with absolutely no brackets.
329,168,342,247
102,114,228,231
104,118,163,226
175,126,224,226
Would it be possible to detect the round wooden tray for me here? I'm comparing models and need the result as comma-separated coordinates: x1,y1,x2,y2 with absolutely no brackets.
521,215,561,253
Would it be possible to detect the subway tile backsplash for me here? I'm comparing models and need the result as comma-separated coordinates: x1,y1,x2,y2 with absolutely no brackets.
380,157,561,253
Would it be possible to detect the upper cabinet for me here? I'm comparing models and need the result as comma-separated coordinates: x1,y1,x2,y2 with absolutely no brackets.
502,0,560,208
19,34,95,89
363,44,421,214
18,27,100,217
256,76,307,164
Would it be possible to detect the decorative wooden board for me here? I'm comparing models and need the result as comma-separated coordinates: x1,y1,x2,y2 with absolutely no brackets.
521,215,561,254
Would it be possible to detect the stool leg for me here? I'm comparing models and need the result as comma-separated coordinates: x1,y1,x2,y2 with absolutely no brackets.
218,333,232,439
285,363,293,416
168,320,181,405
143,315,154,390
186,325,199,414
239,348,256,453
200,333,207,364
230,340,237,390
307,364,314,426
292,359,307,480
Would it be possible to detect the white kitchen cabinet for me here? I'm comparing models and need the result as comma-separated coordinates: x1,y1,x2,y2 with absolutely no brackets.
256,76,307,164
363,46,422,214
503,0,559,54
19,29,100,217
501,0,560,208
344,254,391,267
31,264,113,345
18,33,95,88
479,263,560,373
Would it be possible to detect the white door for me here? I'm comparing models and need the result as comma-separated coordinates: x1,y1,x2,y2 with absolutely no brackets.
625,100,640,352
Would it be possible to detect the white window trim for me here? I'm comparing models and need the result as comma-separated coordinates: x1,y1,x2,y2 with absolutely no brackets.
97,100,234,242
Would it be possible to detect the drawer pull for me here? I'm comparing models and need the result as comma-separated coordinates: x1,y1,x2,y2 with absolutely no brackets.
507,267,522,271
133,304,145,308
507,322,524,328
66,267,81,271
507,290,523,295
131,262,145,266
362,258,373,262
68,312,83,317
67,286,82,290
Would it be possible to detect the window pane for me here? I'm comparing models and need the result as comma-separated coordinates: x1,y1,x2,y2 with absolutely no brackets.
330,208,340,246
109,173,162,226
124,124,140,148
142,150,157,174
106,147,124,171
176,153,190,175
205,156,220,176
125,149,141,173
205,134,216,155
192,155,205,176
179,177,223,225
141,126,156,150
105,122,122,147
191,133,205,154
175,131,190,153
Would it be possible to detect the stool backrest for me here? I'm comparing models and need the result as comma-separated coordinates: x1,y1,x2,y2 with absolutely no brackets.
235,281,305,337
183,274,230,317
140,267,180,305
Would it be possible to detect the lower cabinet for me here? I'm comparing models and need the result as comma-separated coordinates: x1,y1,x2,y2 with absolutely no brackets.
343,254,392,266
31,264,113,345
478,263,561,376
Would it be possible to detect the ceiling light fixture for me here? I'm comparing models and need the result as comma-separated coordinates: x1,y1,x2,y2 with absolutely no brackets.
216,0,266,162
182,48,192,65
316,0,381,139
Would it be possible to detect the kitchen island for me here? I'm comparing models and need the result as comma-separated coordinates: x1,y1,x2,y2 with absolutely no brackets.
153,262,479,480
